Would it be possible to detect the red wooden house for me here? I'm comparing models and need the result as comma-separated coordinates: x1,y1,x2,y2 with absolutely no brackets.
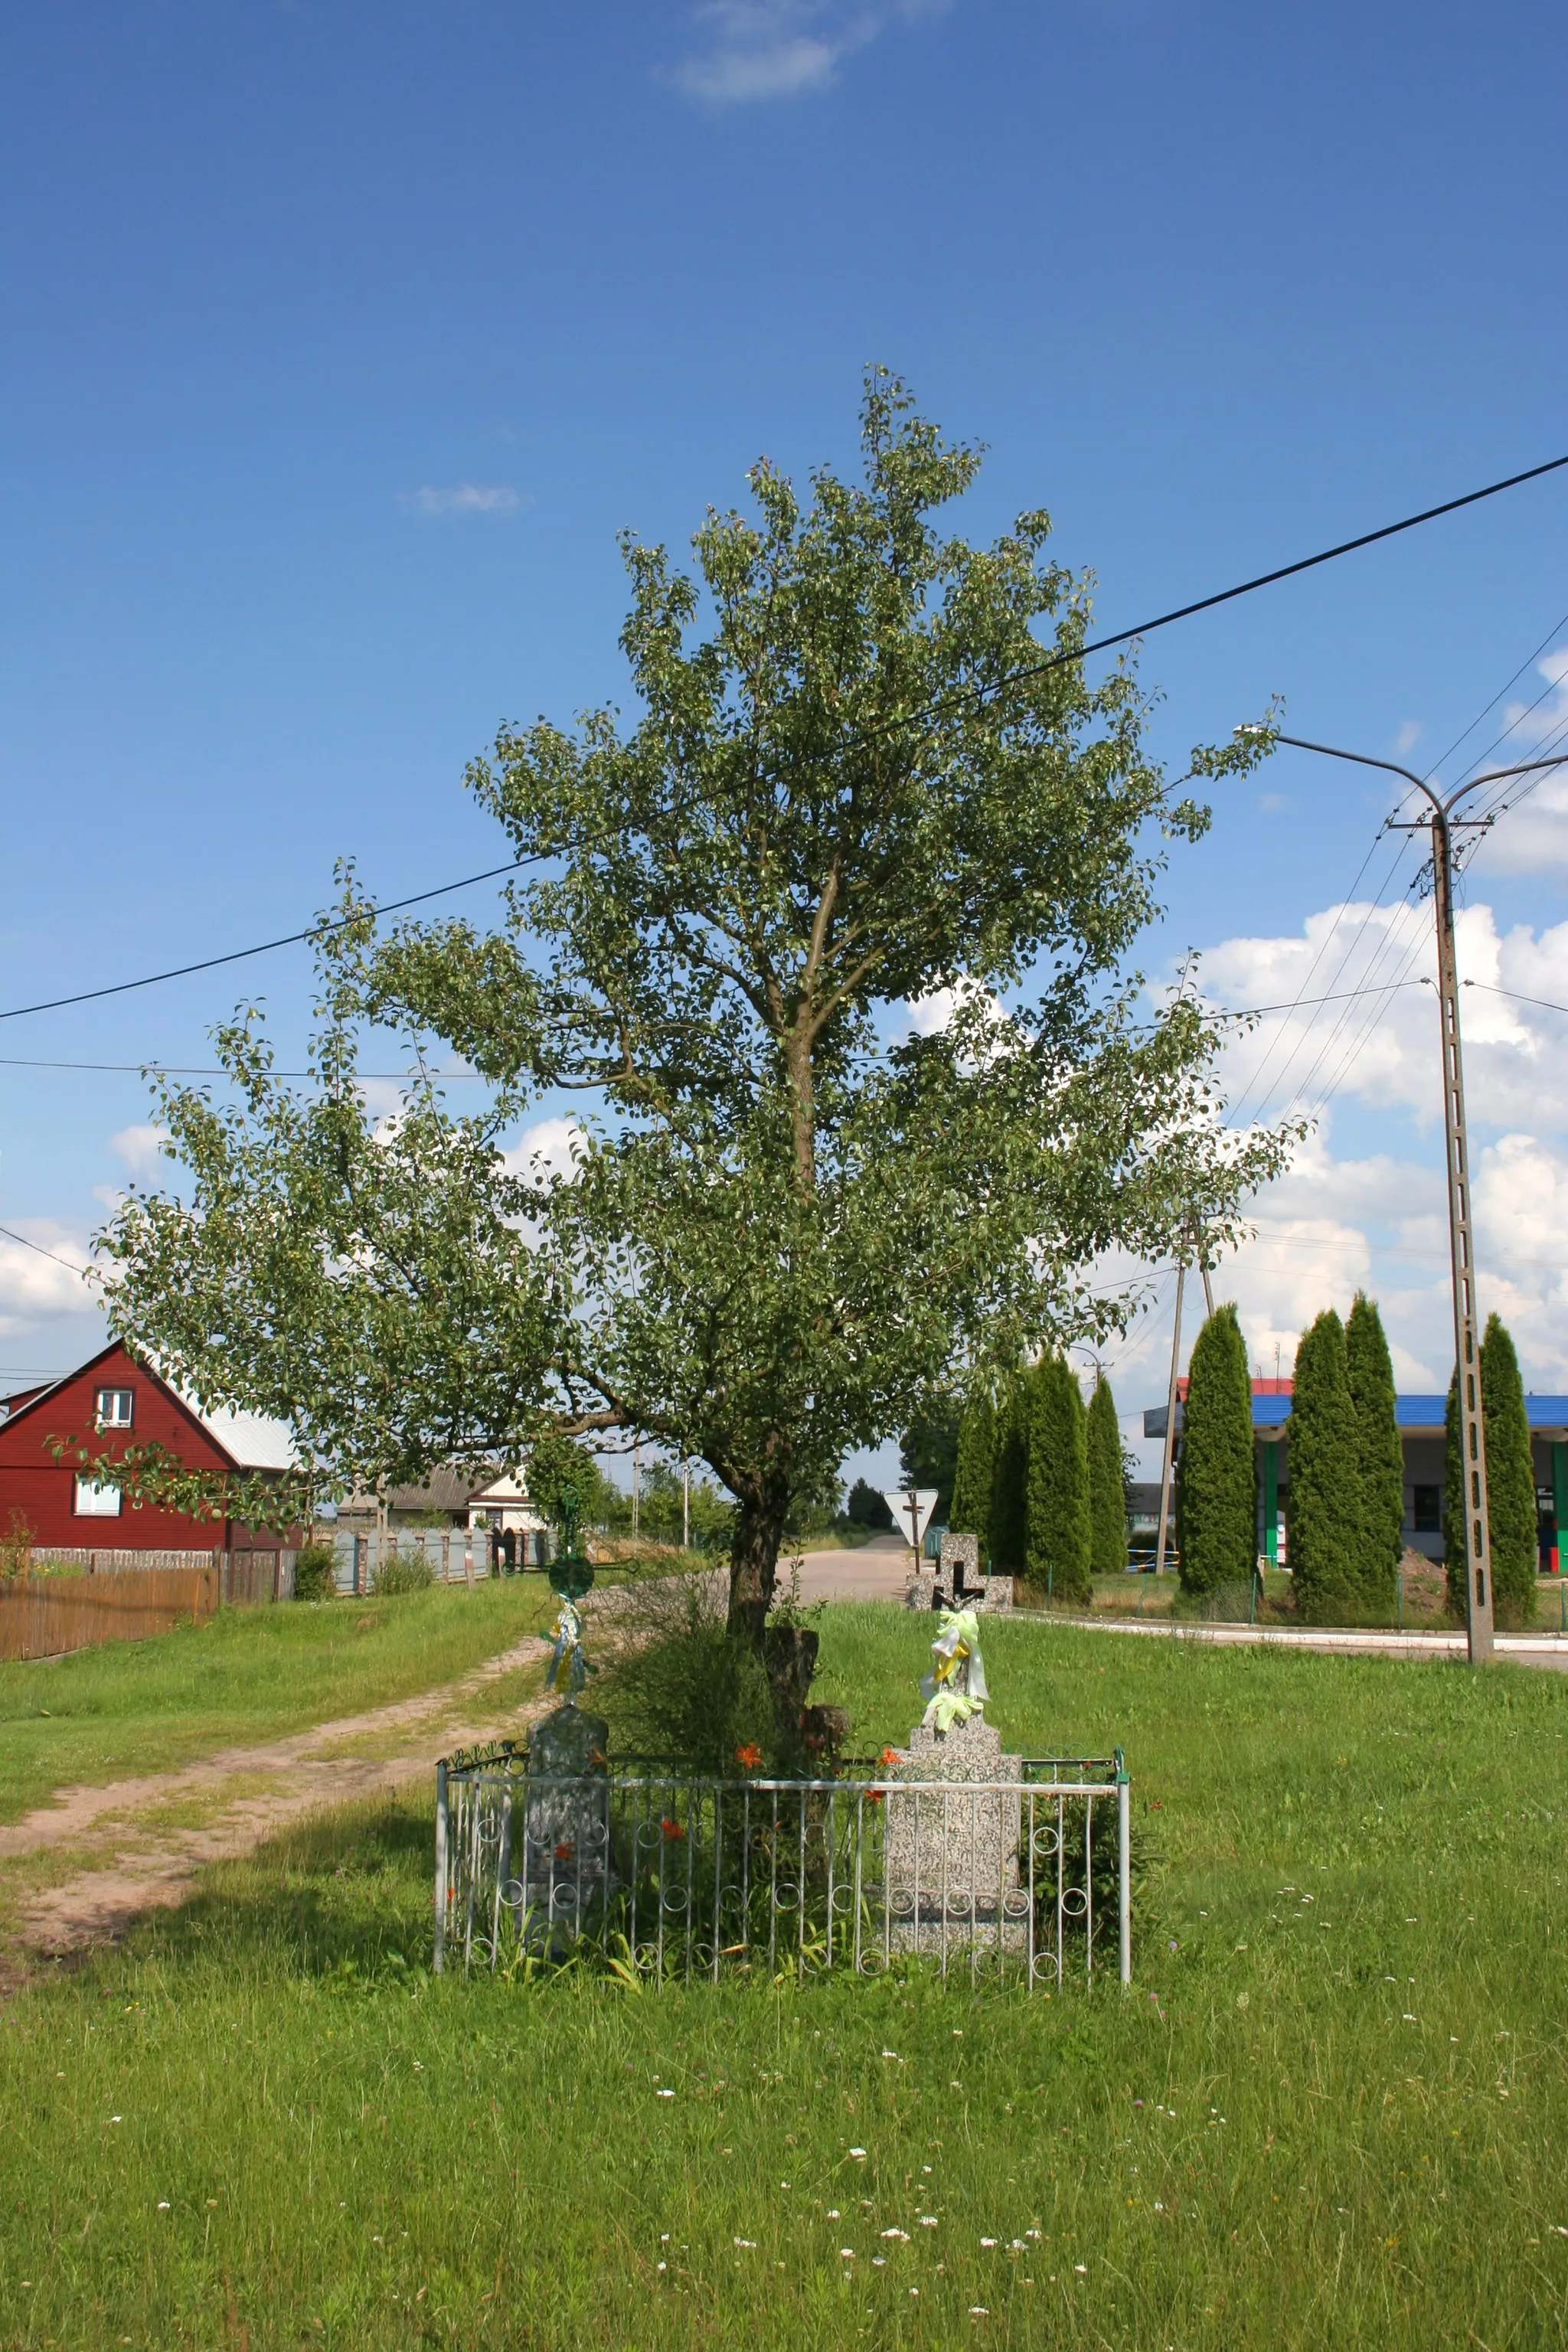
0,1341,299,1560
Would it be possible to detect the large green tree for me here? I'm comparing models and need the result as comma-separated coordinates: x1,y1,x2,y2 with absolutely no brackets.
1344,1291,1403,1614
1285,1309,1364,1623
1176,1302,1256,1596
900,1403,961,1523
1086,1371,1129,1576
95,374,1284,1658
1025,1357,1091,1605
948,1392,997,1551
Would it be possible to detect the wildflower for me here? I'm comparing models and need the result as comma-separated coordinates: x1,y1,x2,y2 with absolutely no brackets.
849,2147,867,2159
655,2089,675,2099
734,2237,756,2249
657,2261,667,2272
880,1746,902,1766
1075,2262,1087,2272
919,2215,939,2227
734,1743,763,1771
828,2209,841,2220
840,2248,854,2259
970,2308,990,2318
881,2227,910,2240
554,1841,575,1863
157,2200,171,2210
866,1789,885,1806
660,1818,684,1842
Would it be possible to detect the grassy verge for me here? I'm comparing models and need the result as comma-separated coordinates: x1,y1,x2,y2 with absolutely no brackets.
2,1609,1566,2347
0,1578,557,1826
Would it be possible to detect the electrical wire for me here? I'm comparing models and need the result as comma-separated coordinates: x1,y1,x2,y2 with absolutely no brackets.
3,449,1566,1031
0,1224,93,1276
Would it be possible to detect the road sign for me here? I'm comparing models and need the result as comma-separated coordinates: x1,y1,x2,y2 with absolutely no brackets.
884,1488,939,1553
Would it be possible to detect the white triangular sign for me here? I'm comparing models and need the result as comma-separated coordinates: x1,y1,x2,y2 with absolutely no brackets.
884,1488,939,1551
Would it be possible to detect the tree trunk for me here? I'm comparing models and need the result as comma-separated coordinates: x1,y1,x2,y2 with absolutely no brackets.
727,1478,789,1646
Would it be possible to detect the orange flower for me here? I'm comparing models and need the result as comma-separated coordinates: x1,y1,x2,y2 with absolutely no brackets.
865,1789,885,1807
660,1817,685,1841
880,1746,902,1766
554,1841,575,1863
733,1743,763,1771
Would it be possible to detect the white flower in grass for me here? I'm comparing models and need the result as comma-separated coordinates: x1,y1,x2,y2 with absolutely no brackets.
880,2227,910,2240
849,2147,867,2158
980,2236,996,2246
733,2237,756,2249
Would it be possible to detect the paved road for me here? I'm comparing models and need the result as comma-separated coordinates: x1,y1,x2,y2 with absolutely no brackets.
782,1542,1568,1671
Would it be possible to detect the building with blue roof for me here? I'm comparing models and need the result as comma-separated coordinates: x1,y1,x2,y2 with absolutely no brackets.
1143,1384,1568,1573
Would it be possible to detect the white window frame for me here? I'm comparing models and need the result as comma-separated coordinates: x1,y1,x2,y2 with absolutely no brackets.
95,1387,134,1430
74,1477,122,1518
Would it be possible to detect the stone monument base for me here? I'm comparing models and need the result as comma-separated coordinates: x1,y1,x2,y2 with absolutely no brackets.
510,1701,615,1947
877,1713,1027,1952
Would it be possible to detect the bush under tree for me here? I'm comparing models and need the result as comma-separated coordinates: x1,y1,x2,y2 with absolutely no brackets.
1344,1291,1403,1615
1285,1308,1364,1623
1176,1302,1256,1597
1086,1373,1129,1576
949,1392,997,1554
1025,1356,1091,1606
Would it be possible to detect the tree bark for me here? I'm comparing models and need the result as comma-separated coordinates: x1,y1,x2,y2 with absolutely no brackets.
727,1475,790,1646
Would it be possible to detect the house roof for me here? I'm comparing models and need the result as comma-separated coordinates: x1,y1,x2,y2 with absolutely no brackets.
0,1341,300,1472
343,1465,497,1514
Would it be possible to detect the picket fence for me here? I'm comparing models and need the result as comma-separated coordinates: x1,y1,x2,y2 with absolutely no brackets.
0,1566,219,1661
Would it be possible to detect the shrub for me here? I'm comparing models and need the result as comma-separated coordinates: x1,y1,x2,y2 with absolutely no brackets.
374,1549,436,1596
1086,1374,1128,1577
1176,1304,1255,1596
593,1570,783,1772
845,1478,893,1531
1345,1292,1402,1614
292,1541,338,1602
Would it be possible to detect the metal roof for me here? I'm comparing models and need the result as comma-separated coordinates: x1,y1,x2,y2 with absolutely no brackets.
1145,1393,1568,1439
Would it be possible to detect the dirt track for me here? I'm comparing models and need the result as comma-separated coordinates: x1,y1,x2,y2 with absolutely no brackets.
0,1624,557,1982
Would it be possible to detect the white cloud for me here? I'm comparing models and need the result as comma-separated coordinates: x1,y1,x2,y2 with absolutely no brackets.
401,484,521,518
110,1123,171,1180
670,0,942,103
1395,720,1422,756
1461,649,1568,874
0,1223,97,1340
502,1116,588,1186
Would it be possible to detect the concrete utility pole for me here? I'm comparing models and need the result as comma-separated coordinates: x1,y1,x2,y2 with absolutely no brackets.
1153,1262,1185,1578
682,1455,690,1552
1259,732,1568,1664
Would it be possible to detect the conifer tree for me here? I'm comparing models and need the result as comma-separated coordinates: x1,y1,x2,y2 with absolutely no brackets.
949,1393,997,1552
1086,1373,1129,1576
1481,1313,1540,1625
1025,1356,1092,1605
1175,1302,1256,1596
1344,1292,1403,1615
1285,1308,1363,1622
987,1381,1030,1573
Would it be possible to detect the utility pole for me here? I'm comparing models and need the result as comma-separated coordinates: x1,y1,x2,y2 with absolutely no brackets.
1256,733,1568,1661
682,1455,690,1552
632,1437,641,1540
1153,1261,1185,1578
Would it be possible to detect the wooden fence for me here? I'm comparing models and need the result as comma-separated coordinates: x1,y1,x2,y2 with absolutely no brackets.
0,1566,219,1661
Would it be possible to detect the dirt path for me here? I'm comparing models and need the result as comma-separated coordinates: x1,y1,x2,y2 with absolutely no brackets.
0,1622,561,1981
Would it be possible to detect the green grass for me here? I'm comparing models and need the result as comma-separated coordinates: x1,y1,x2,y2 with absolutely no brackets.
0,1578,557,1825
3,1607,1568,2347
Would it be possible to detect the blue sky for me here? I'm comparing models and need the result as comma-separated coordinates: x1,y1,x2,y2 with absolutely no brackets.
3,0,1567,1482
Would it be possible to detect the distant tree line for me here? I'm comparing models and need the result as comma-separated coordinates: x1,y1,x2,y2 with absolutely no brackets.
937,1361,1127,1604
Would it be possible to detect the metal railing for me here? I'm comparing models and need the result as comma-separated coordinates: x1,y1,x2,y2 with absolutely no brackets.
433,1749,1131,1989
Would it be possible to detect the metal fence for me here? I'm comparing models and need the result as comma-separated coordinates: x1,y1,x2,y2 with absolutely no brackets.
434,1749,1131,1989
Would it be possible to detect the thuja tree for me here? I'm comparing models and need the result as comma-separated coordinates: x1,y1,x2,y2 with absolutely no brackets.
1025,1356,1091,1604
1086,1371,1129,1576
1344,1291,1402,1613
1175,1302,1255,1596
988,1383,1031,1573
1478,1315,1539,1624
948,1392,996,1550
95,374,1284,1659
1285,1308,1364,1623
1444,1318,1539,1624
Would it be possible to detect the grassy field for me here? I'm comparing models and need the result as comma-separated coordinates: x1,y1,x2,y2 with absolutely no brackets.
0,1577,557,1825
2,1607,1567,2348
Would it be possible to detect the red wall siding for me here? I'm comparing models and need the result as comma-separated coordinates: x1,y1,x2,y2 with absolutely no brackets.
0,1346,237,1550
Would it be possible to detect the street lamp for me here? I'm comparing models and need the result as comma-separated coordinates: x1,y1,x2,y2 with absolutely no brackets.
1246,730,1568,1663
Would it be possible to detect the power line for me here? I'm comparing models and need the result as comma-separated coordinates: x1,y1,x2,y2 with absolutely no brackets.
0,1223,93,1276
4,449,1566,1031
0,858,528,1023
